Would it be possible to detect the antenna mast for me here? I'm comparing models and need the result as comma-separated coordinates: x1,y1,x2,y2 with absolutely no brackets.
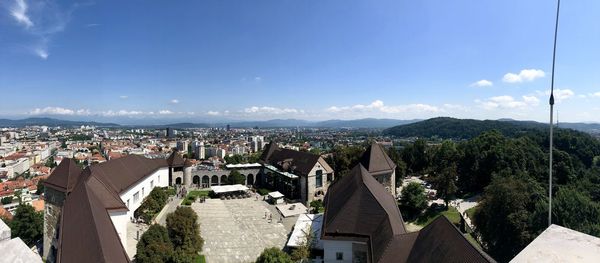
548,0,561,226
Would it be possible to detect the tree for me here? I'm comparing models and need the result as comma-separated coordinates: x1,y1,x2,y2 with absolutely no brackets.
1,196,13,205
291,226,314,262
13,189,22,204
401,139,431,175
325,145,364,178
553,187,600,236
399,182,428,219
10,204,43,246
227,169,245,185
224,155,244,164
387,147,407,184
309,200,323,213
36,179,46,195
472,174,547,262
136,224,174,263
166,207,203,256
45,156,56,168
171,249,195,263
434,164,458,207
255,247,293,263
248,151,262,163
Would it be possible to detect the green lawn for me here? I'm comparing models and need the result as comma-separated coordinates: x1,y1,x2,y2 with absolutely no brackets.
257,188,270,196
413,206,461,226
181,190,212,205
465,207,477,220
164,187,176,197
188,190,211,198
196,255,206,263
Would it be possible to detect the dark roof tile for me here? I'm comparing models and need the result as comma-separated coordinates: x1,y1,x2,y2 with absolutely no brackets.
360,143,396,174
44,158,82,193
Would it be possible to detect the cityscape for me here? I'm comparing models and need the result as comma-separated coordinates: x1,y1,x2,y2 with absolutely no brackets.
2,1,600,263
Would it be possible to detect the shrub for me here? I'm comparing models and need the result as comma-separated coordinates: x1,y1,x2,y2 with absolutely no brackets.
256,247,293,263
166,207,204,255
135,224,173,263
257,188,270,196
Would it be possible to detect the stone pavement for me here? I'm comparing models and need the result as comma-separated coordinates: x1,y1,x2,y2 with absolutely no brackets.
453,195,480,230
125,196,181,260
193,198,290,263
125,221,148,260
156,196,183,226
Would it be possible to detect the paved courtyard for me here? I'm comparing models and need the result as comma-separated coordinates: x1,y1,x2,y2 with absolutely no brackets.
193,198,290,263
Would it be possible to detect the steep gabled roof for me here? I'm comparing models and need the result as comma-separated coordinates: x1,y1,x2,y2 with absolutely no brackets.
259,141,279,163
380,216,495,263
360,143,396,175
57,169,129,263
322,164,406,262
55,155,171,263
90,155,167,194
167,151,185,167
260,142,322,177
44,158,82,193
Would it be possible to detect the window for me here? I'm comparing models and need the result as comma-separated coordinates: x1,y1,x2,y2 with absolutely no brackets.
133,192,139,203
336,252,344,260
150,180,154,188
127,199,130,208
316,170,323,188
142,187,145,197
158,175,160,183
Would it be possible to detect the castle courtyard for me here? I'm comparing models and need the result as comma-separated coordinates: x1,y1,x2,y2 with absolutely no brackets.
192,198,291,263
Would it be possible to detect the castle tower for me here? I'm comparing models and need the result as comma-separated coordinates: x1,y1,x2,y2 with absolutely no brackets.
167,151,185,185
42,158,82,262
183,159,193,186
359,143,397,197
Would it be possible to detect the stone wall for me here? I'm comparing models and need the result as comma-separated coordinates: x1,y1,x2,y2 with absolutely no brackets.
43,187,66,262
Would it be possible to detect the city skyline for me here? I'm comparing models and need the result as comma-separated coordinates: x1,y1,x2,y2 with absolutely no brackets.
2,0,600,122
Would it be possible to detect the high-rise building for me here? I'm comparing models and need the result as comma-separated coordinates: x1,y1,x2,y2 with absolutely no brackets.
176,140,188,152
194,142,205,160
166,127,175,138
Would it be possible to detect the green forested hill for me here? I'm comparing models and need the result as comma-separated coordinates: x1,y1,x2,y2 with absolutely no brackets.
383,117,546,139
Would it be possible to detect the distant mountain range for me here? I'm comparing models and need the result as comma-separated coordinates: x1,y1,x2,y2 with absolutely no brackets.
383,117,600,139
0,117,418,129
224,118,420,128
1,117,599,135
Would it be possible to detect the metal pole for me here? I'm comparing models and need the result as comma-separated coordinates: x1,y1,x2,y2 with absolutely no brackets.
548,0,561,226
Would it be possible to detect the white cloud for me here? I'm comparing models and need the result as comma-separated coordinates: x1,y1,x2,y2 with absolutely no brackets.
243,106,302,115
34,47,48,59
470,79,493,88
119,95,128,99
170,99,179,104
207,111,220,116
254,76,262,81
545,89,574,102
476,95,539,110
100,110,146,116
503,69,545,83
159,110,173,115
590,92,600,98
29,106,90,115
7,0,79,59
326,100,441,114
10,0,33,28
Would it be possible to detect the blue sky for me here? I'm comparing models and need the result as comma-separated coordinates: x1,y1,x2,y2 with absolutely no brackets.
1,0,599,124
